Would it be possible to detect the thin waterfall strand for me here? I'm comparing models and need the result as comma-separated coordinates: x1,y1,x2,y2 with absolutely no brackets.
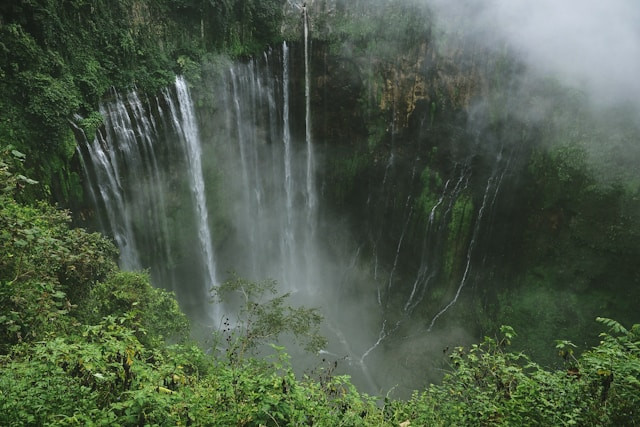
303,5,317,232
174,76,218,307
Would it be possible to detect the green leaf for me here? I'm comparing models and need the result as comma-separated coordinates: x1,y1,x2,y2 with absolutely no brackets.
11,150,26,159
596,317,629,335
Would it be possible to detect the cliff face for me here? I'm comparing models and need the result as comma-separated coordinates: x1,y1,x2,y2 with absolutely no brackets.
285,1,640,369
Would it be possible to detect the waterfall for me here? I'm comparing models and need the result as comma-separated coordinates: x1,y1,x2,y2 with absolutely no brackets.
428,175,491,331
171,77,218,315
78,42,320,325
77,79,219,321
229,66,258,276
217,44,320,293
76,92,153,271
301,5,319,293
126,91,174,272
282,42,296,288
386,195,414,298
403,178,451,313
76,41,515,395
360,145,511,374
426,150,509,331
70,119,106,233
303,5,316,231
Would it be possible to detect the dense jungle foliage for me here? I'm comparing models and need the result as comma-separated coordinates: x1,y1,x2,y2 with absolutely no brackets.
2,148,639,426
1,0,640,424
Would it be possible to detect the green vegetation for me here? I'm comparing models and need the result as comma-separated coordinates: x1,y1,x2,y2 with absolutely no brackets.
391,322,640,426
0,149,116,353
497,90,640,362
321,0,432,53
2,142,639,426
212,276,327,359
0,150,383,425
417,164,443,221
325,151,372,203
1,2,639,424
443,192,473,279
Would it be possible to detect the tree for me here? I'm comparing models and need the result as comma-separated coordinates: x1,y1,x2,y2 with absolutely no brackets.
211,276,327,364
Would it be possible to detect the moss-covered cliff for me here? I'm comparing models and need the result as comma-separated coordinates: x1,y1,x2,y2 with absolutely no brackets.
296,0,640,366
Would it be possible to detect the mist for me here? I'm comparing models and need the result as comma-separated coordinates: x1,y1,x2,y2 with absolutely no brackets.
426,0,640,110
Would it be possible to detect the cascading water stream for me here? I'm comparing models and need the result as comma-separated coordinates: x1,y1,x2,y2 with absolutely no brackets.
79,96,151,270
78,79,220,321
403,178,452,313
357,155,497,373
70,119,105,231
386,195,414,298
301,5,319,293
282,42,297,289
126,91,174,270
427,152,506,331
212,44,321,295
229,67,258,276
172,77,218,315
303,4,316,233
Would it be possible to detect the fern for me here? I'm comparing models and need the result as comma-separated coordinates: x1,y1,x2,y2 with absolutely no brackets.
596,317,629,336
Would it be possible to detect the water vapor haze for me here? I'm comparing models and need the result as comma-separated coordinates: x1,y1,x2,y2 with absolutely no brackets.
426,0,640,109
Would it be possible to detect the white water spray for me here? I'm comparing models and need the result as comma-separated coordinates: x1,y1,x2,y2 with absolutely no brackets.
173,77,218,314
303,4,317,234
282,42,296,285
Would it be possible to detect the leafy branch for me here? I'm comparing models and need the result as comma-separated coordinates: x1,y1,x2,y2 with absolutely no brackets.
211,276,327,365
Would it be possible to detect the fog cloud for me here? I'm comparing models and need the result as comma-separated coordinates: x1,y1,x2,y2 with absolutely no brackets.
427,0,640,108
